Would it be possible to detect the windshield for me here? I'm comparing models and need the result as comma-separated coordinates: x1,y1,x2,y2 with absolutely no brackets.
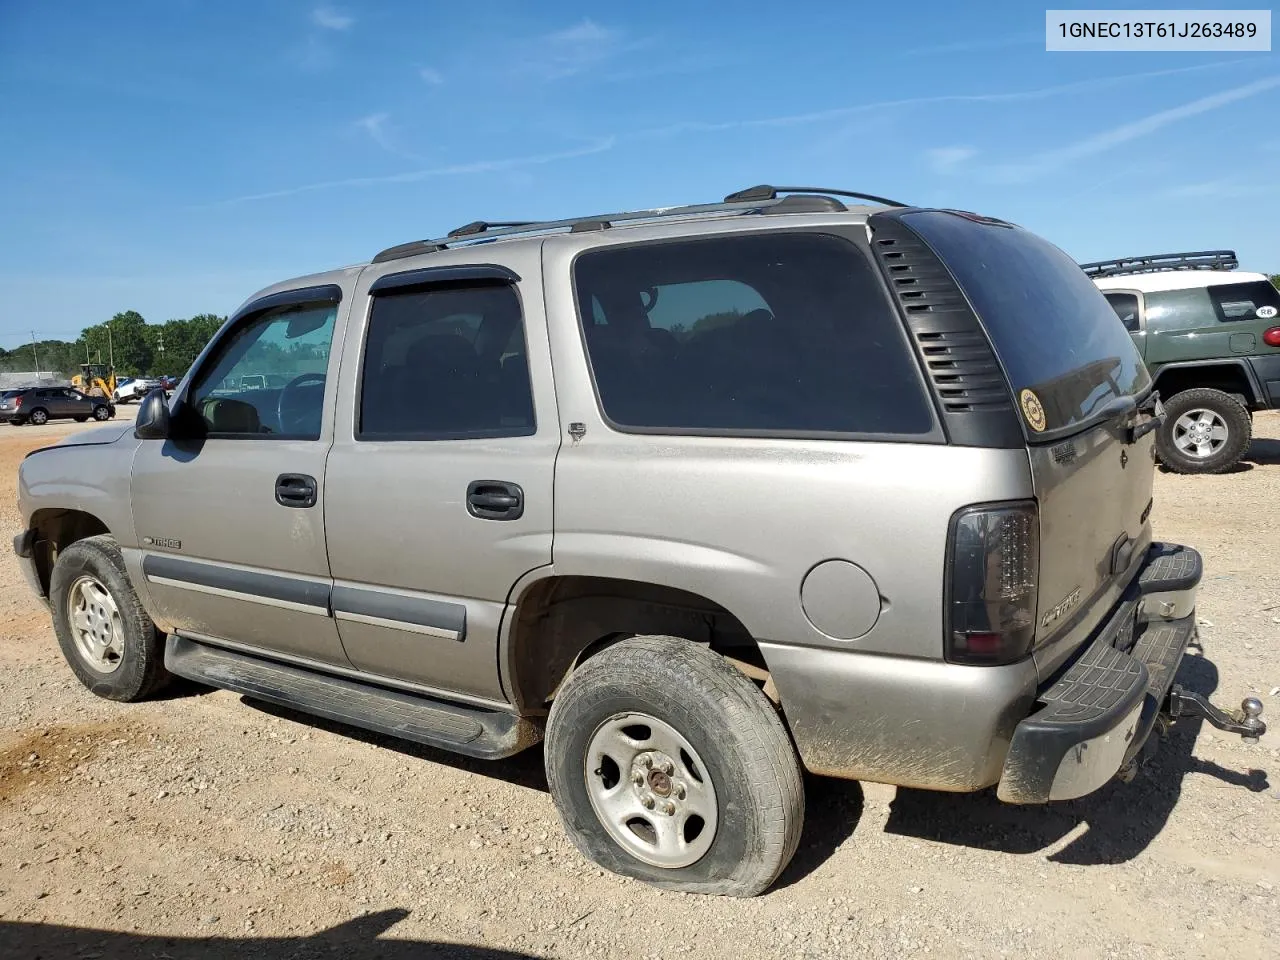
903,210,1150,436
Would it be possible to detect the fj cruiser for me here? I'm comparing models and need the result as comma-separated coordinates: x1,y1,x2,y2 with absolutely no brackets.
15,187,1266,896
1085,250,1280,474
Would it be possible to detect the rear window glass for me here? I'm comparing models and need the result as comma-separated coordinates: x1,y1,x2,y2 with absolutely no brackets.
1208,280,1280,323
1143,288,1212,330
1102,292,1140,332
572,232,935,436
903,211,1150,434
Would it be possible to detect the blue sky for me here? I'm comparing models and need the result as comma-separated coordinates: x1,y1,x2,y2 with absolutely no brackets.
0,0,1277,349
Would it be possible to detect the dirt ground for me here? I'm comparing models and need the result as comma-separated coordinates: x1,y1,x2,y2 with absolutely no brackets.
0,413,1277,960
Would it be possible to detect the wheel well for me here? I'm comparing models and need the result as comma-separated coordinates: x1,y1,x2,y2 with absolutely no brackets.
28,509,109,595
507,576,770,712
1154,365,1256,407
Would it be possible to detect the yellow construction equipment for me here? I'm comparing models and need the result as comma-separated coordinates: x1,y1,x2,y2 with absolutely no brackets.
71,363,117,399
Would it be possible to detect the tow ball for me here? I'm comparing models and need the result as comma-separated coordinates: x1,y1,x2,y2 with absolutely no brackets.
1166,685,1267,744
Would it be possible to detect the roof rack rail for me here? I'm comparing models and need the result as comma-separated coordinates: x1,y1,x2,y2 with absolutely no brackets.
1080,250,1238,278
446,220,536,239
722,184,909,207
369,186,908,263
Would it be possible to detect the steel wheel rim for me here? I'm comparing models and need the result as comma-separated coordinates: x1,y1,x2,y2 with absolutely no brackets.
31,410,47,424
1172,408,1228,459
67,575,125,673
583,712,718,868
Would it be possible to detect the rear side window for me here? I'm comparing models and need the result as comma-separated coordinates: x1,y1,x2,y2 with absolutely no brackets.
572,232,935,436
358,284,535,440
1143,289,1212,330
902,211,1150,435
1208,280,1280,323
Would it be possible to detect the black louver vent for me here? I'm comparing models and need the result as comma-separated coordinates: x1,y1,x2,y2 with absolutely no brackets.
872,228,1012,414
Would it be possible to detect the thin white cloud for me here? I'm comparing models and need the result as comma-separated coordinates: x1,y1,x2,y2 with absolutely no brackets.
1163,179,1276,199
926,146,977,173
212,138,617,205
355,112,395,153
907,32,1041,56
990,75,1280,182
632,59,1254,138
549,20,616,44
419,67,444,85
312,6,353,31
517,19,623,80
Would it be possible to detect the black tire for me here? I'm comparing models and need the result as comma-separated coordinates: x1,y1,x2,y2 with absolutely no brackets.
92,405,110,421
9,418,25,426
74,416,88,422
544,635,804,897
49,535,170,702
1156,387,1251,475
28,407,48,425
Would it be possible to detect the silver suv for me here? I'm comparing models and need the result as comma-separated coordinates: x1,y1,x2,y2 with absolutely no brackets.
14,186,1266,896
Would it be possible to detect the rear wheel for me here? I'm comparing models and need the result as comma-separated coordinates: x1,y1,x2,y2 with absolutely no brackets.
544,635,804,897
29,408,48,425
49,535,170,701
1156,387,1251,474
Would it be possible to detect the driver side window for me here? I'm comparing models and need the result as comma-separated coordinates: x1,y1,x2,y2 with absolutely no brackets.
185,301,337,440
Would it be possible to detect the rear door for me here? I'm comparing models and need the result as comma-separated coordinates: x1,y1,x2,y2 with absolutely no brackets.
322,248,558,703
901,211,1156,673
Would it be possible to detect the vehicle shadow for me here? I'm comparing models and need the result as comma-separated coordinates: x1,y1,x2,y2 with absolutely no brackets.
243,698,862,891
772,775,864,890
242,698,551,793
1,909,547,959
1244,436,1280,466
883,648,1269,864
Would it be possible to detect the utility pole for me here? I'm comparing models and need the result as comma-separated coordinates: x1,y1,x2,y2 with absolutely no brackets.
106,322,115,370
29,332,40,376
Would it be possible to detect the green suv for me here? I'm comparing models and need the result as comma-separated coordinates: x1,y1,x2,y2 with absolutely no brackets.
1087,250,1280,474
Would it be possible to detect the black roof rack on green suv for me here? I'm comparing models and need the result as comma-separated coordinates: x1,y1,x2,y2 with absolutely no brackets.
1080,250,1239,278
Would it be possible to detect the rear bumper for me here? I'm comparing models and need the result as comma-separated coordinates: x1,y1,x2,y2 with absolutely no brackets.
997,544,1201,803
763,542,1203,798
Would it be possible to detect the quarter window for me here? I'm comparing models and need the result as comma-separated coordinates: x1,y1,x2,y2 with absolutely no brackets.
184,301,337,439
1143,289,1213,331
1207,280,1280,323
358,284,535,440
572,232,935,436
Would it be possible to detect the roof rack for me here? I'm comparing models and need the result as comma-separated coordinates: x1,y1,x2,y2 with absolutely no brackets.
1080,250,1238,278
371,185,905,263
722,184,909,207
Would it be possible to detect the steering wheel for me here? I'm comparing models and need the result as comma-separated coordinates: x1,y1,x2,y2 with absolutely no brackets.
276,372,326,435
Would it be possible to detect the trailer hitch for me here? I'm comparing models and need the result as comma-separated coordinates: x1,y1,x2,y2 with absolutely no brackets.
1166,685,1266,743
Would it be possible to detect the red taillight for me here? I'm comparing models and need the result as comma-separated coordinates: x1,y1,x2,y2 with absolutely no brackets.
1263,327,1280,347
12,396,21,409
945,502,1040,665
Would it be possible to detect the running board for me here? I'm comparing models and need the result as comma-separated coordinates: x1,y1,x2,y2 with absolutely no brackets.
165,635,540,759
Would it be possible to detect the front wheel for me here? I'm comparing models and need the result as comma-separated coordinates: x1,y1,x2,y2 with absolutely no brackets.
49,535,170,701
544,636,804,897
1156,388,1252,474
92,405,111,421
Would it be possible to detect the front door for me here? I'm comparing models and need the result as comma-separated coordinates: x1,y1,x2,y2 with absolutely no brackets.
129,288,350,666
323,253,558,703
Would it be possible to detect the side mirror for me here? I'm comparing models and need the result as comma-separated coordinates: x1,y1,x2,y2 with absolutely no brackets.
134,388,172,440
